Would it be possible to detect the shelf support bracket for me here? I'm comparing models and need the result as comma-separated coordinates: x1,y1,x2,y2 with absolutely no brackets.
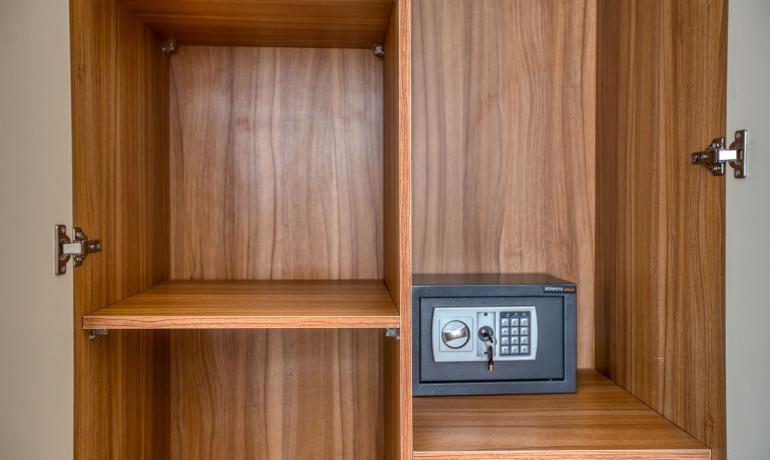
88,329,108,341
162,39,177,56
372,43,385,58
385,328,400,341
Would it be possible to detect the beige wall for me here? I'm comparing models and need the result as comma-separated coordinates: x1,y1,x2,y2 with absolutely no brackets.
0,1,74,459
726,0,770,458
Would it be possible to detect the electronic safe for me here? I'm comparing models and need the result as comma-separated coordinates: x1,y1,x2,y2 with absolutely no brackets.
412,274,576,396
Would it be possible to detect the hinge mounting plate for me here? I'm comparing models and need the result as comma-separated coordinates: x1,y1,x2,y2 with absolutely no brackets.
56,225,102,275
692,129,748,178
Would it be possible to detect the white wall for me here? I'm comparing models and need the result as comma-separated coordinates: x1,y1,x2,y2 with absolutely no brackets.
0,1,74,459
726,1,770,458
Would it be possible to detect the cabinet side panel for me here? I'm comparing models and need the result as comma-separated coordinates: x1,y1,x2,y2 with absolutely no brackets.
412,0,597,368
71,0,170,458
595,1,726,458
383,1,412,457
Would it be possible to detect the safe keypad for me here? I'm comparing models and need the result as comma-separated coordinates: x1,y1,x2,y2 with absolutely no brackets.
500,311,531,356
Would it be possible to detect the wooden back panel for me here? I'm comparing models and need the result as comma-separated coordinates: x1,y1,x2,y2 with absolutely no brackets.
411,0,597,368
167,46,387,459
71,0,170,457
171,329,383,459
596,0,727,458
169,46,383,280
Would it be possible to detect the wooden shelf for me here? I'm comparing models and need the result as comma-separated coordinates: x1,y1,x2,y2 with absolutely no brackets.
83,280,399,330
412,370,710,460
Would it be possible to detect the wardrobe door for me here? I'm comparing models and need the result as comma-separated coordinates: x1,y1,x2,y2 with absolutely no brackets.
596,1,727,459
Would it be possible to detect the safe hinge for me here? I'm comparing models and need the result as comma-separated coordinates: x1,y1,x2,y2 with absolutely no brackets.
56,225,102,275
692,129,748,178
385,328,400,341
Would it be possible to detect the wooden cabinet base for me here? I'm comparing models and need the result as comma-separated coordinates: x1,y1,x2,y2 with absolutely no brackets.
413,370,709,460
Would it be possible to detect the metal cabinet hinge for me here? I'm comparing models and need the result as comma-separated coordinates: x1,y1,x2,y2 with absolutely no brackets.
692,129,748,178
56,225,102,275
385,328,400,341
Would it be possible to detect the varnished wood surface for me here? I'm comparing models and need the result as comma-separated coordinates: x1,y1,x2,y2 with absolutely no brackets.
83,280,399,329
595,1,727,459
169,46,384,281
382,1,412,458
412,370,710,459
171,329,384,459
414,450,710,460
121,0,393,48
412,0,597,369
166,39,391,460
70,0,170,457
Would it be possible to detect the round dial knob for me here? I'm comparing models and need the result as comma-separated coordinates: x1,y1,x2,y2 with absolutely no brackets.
442,320,470,349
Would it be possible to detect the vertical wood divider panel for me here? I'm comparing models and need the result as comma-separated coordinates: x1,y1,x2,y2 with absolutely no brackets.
71,0,170,457
596,1,727,459
168,46,387,458
411,0,597,369
383,1,412,458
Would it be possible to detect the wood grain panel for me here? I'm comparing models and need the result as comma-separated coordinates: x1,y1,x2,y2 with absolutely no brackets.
414,451,710,460
169,46,383,280
382,1,412,457
595,1,726,459
71,0,170,457
412,370,709,459
412,0,597,368
170,329,383,459
121,0,393,48
167,43,388,460
83,280,399,329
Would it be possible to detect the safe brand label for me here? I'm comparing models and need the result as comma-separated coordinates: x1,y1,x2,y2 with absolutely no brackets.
544,286,576,293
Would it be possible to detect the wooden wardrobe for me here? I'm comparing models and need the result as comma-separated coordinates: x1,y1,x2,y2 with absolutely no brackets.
69,0,726,459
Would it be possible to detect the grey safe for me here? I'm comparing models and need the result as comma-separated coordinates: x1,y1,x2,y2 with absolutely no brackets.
412,274,577,396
